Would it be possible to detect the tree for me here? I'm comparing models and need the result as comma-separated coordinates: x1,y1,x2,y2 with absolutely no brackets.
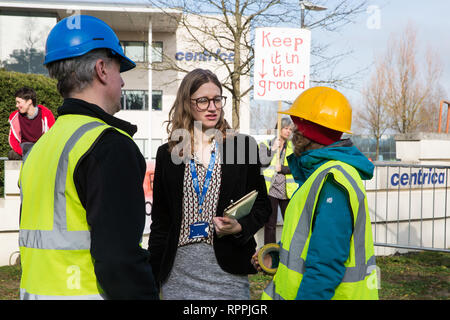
2,48,47,75
148,0,368,129
251,101,280,134
1,17,47,75
356,23,446,159
383,24,444,134
354,60,390,160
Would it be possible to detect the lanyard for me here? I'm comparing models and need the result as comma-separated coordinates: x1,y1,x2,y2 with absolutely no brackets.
190,143,217,214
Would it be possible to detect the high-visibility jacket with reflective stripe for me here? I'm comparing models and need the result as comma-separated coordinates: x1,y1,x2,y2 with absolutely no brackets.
19,114,131,300
262,160,379,300
261,140,297,199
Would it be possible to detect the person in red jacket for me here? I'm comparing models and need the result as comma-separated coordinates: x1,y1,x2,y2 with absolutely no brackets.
8,87,55,159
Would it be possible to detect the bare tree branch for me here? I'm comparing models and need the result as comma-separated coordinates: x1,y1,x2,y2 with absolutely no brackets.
146,0,369,129
360,23,445,138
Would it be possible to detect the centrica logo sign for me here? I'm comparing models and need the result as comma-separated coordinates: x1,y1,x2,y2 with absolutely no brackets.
390,168,446,187
175,49,235,62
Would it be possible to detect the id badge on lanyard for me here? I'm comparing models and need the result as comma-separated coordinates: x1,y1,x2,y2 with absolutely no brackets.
188,143,217,239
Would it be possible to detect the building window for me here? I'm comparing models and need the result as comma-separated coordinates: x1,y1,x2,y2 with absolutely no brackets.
121,90,148,110
122,41,146,62
152,41,163,63
121,41,163,63
121,90,163,111
152,90,162,111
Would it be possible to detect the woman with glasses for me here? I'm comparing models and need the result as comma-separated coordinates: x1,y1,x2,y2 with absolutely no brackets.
148,68,271,300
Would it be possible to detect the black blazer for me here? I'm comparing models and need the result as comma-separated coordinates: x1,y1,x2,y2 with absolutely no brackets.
148,134,271,285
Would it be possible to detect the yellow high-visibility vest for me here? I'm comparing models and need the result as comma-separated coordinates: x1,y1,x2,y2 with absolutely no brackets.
262,160,379,300
261,140,297,199
19,114,132,299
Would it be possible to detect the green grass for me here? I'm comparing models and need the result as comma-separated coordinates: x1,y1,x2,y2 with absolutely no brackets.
375,251,450,300
249,250,450,300
0,264,21,300
1,251,449,300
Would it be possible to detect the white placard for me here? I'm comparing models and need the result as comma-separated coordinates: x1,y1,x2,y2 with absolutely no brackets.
254,27,311,101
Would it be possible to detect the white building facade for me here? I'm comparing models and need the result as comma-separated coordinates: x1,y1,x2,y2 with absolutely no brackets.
0,0,252,265
0,0,251,159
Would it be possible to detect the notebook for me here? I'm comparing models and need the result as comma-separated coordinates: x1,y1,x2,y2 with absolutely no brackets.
223,190,258,219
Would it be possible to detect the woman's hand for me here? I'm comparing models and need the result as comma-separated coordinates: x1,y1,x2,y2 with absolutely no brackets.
251,249,262,272
251,248,273,273
212,216,242,237
271,138,281,151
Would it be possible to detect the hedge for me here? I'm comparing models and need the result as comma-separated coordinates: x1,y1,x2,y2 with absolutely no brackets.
0,69,62,196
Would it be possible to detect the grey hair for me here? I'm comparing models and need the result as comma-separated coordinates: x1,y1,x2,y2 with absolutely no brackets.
281,117,293,129
275,117,293,130
45,49,114,98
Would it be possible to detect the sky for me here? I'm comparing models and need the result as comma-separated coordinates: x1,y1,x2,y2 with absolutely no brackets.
249,0,450,131
1,0,449,131
310,0,450,113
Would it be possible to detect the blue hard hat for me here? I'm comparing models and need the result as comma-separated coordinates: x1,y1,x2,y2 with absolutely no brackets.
44,15,135,72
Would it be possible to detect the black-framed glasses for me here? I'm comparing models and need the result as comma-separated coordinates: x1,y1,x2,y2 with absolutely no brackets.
190,96,227,111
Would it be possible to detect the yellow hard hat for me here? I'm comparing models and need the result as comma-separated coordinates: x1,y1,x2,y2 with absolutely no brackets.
279,86,353,134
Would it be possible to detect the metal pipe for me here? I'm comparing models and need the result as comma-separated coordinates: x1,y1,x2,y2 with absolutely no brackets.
432,167,436,248
445,168,448,249
385,166,389,244
371,216,449,224
420,168,424,248
396,166,400,245
374,242,450,253
447,102,450,133
300,1,305,28
408,166,412,245
374,167,378,242
438,100,450,133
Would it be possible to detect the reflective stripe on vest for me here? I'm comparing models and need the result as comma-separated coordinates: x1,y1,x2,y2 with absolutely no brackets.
20,288,106,300
19,122,102,250
261,140,297,198
262,161,378,300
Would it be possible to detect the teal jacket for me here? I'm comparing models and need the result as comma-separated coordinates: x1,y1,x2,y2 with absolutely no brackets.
287,139,374,300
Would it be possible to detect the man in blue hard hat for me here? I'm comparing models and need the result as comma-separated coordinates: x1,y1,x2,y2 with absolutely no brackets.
18,15,159,300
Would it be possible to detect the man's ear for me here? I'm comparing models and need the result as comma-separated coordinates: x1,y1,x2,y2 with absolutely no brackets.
94,58,108,85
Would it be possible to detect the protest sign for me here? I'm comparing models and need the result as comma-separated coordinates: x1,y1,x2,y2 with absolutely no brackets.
254,27,311,101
